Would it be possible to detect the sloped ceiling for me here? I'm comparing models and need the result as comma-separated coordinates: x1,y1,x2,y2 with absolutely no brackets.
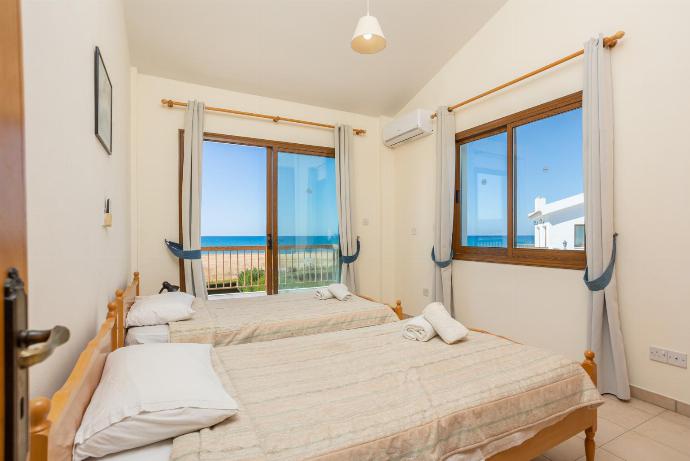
124,0,506,115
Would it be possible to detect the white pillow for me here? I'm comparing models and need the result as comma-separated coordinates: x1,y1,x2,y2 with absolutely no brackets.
125,291,195,327
73,343,238,461
124,324,170,346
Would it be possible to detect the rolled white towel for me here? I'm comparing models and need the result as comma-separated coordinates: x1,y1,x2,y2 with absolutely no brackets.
402,316,437,342
327,283,352,301
315,287,334,300
422,302,469,344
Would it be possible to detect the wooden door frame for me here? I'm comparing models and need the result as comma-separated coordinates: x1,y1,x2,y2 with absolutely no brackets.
177,131,334,295
1,0,27,457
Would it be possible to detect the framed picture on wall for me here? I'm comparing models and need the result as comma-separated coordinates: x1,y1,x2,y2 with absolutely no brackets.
94,46,112,155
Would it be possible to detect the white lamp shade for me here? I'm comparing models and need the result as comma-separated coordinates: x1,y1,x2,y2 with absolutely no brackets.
351,15,386,54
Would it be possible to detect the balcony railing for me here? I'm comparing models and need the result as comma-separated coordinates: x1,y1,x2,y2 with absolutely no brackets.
202,244,340,294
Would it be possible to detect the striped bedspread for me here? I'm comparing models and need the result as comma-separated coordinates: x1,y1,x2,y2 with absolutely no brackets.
171,322,603,461
168,291,399,346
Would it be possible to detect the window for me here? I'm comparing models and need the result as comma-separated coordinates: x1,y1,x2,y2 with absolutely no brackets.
574,224,585,249
453,92,585,269
459,132,507,247
180,132,339,295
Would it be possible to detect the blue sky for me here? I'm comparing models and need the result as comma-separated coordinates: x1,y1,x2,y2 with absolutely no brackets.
201,141,338,237
202,108,581,239
462,107,583,237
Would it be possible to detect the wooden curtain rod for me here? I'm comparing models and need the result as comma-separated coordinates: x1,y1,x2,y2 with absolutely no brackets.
160,99,367,136
431,31,625,118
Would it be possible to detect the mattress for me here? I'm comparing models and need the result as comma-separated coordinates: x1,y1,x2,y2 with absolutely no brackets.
88,439,172,461
168,290,399,346
171,322,603,461
125,324,170,346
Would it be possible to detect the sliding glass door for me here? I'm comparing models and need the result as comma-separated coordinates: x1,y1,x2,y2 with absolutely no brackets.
276,151,340,292
196,134,337,296
201,140,268,294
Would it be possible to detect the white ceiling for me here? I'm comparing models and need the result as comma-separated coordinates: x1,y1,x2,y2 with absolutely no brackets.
123,0,506,116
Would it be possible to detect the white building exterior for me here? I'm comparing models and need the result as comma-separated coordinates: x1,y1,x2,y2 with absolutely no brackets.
527,193,584,250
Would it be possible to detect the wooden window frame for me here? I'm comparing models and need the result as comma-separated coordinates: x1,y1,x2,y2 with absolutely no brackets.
452,92,586,270
177,131,334,294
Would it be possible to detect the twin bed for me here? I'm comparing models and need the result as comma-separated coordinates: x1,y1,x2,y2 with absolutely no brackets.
29,273,603,461
121,273,402,347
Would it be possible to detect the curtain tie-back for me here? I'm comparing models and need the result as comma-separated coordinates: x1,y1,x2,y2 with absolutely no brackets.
431,246,453,269
341,237,360,265
583,233,618,291
165,239,201,260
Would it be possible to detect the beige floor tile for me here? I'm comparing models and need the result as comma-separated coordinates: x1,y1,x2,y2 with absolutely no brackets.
634,410,690,455
660,410,690,430
574,447,624,461
542,436,585,461
604,431,690,461
573,416,626,445
598,396,657,430
529,396,681,460
596,417,628,445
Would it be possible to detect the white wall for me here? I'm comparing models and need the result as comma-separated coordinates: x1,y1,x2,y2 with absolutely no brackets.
22,0,131,397
131,73,391,302
390,0,690,403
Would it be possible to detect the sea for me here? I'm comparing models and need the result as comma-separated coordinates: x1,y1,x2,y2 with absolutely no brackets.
201,235,340,247
467,235,535,247
201,235,534,248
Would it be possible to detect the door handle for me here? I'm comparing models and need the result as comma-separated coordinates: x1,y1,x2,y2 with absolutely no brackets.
17,325,70,368
5,267,70,461
267,233,273,250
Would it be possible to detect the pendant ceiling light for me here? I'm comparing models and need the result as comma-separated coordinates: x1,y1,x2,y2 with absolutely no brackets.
351,0,386,54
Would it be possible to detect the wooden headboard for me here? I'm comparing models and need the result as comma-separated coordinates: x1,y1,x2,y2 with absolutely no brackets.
112,271,140,348
28,272,140,461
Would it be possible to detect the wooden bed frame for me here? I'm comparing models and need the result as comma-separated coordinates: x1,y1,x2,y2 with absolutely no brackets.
358,294,403,320
28,272,139,461
110,274,402,347
107,271,402,348
28,272,597,461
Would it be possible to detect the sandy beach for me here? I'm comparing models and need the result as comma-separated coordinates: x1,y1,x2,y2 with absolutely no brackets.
202,247,339,289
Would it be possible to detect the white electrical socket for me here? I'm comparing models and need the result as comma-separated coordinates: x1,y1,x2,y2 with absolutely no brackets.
649,346,668,363
667,350,688,369
650,346,687,368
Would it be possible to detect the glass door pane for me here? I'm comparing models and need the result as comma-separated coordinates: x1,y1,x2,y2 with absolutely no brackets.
276,152,339,292
201,141,268,295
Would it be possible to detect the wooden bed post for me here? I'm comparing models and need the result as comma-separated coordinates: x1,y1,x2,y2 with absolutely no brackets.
114,289,125,348
107,299,118,351
582,350,597,461
133,271,140,296
29,397,50,461
393,300,403,320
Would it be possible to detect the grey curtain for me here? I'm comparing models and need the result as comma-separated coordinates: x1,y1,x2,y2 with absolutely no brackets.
583,36,629,399
182,100,208,299
432,106,456,316
334,125,356,291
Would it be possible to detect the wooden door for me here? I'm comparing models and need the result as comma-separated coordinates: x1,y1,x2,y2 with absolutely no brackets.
0,0,28,458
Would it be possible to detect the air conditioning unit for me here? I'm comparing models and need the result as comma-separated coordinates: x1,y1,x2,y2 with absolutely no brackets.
382,109,434,148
